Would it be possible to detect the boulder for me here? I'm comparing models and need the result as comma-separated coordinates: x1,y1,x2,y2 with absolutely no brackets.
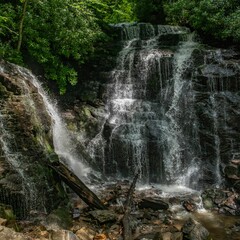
138,198,169,210
182,218,209,240
0,226,28,240
75,226,96,240
89,210,117,223
183,200,197,212
46,208,72,230
49,230,80,240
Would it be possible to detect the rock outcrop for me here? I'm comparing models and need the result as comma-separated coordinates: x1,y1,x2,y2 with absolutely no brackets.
0,60,64,219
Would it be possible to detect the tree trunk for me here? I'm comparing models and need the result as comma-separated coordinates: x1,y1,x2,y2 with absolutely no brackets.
17,0,28,52
122,170,140,240
49,162,107,210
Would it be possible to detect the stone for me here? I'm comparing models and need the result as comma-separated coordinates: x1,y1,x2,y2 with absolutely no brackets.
171,232,183,240
0,204,15,220
231,159,240,165
138,198,169,210
135,232,163,240
225,165,238,179
162,232,172,240
0,60,63,219
183,218,209,240
93,234,107,240
75,227,96,240
234,181,240,193
46,208,72,230
89,210,117,223
49,230,80,240
183,200,197,212
0,226,28,240
0,218,7,226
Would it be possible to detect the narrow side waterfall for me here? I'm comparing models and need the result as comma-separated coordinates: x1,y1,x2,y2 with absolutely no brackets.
0,61,94,218
12,66,92,180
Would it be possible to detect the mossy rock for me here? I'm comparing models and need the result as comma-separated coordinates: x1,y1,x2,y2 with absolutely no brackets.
0,204,16,221
46,207,72,229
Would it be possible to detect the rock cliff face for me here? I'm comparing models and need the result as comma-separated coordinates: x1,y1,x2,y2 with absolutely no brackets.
61,24,240,189
0,60,63,219
0,24,240,220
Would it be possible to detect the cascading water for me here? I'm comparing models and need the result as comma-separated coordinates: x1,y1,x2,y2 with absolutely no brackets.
0,61,95,216
0,112,37,218
87,24,202,186
12,66,92,180
86,23,240,188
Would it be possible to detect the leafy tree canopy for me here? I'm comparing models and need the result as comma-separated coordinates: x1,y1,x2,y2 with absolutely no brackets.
1,0,239,94
0,0,136,94
164,0,240,42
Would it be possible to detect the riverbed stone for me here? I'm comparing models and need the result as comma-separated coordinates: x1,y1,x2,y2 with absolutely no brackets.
89,210,117,223
139,198,169,210
0,60,67,219
46,208,72,230
0,226,28,240
49,230,80,240
182,218,209,240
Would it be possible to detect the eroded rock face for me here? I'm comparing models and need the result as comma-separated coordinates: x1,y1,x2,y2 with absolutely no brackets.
61,24,240,188
0,60,63,219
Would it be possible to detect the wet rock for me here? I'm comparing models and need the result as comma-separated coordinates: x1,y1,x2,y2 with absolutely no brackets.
0,60,64,219
89,210,117,223
72,208,81,220
171,232,183,240
0,225,28,240
108,224,121,240
75,227,96,240
138,198,169,210
182,218,209,240
183,200,197,212
0,204,15,220
221,193,238,210
162,232,171,240
46,208,72,230
0,218,7,226
135,232,163,240
231,159,240,165
225,165,239,179
93,234,107,240
233,181,240,193
49,230,80,240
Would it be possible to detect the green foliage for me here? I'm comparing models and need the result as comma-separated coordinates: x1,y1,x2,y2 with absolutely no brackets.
224,9,240,41
134,0,165,24
24,0,103,94
0,3,22,63
0,0,136,93
82,0,136,24
164,0,240,42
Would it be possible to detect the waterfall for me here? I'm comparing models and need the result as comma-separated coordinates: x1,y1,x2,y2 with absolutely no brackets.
1,24,239,194
87,24,202,185
16,67,92,179
0,64,91,180
0,112,37,217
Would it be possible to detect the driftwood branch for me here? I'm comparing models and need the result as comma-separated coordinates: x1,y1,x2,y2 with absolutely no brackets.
49,162,106,210
122,170,140,240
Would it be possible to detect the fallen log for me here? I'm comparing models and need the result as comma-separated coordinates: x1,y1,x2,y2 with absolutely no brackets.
49,162,106,210
138,198,169,210
122,171,140,240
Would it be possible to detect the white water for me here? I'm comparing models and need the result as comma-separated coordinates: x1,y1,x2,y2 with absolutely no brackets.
87,24,202,186
164,34,200,183
14,66,91,179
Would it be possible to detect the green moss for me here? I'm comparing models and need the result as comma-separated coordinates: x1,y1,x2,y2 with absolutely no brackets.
47,207,72,229
0,204,16,221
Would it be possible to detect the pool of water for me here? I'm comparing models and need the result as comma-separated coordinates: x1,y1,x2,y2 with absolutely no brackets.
194,211,240,240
